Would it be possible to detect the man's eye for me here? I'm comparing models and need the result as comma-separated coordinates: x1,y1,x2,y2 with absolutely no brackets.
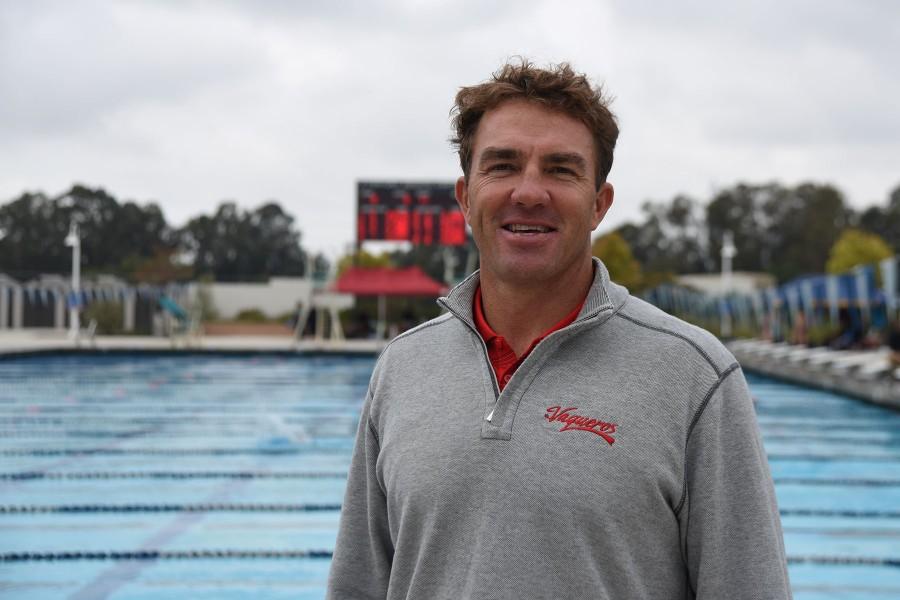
550,166,577,176
487,163,515,172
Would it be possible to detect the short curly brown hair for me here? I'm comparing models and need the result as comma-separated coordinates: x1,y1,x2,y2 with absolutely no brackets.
450,59,619,188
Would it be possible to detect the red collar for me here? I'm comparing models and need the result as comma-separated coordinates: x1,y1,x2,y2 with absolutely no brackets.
473,285,584,390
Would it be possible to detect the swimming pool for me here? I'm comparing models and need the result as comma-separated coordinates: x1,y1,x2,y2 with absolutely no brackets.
0,354,898,599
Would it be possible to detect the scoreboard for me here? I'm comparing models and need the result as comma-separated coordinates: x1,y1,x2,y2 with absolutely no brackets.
357,181,468,246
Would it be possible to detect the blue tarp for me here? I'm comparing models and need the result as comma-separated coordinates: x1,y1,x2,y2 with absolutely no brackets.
644,261,898,328
159,295,189,321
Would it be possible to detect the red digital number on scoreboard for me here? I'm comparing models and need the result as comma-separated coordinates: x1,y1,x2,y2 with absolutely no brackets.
385,210,410,240
440,211,466,245
357,182,468,246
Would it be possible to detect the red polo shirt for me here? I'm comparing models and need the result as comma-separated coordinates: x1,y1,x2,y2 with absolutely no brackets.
473,285,585,391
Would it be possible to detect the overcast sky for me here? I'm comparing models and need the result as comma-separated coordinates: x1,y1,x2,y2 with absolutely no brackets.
2,0,898,259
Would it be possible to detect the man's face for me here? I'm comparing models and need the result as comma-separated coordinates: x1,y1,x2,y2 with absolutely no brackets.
455,99,614,287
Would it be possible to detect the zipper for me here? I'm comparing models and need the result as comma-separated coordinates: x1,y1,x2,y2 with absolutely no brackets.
438,297,612,424
437,298,500,420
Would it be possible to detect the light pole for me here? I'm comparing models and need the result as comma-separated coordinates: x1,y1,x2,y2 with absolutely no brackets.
720,230,736,338
64,221,81,339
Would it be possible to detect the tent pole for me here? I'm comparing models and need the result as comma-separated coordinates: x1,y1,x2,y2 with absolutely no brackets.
377,294,387,339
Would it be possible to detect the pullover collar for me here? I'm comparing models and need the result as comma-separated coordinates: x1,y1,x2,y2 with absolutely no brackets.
473,284,585,391
437,257,630,439
438,257,624,330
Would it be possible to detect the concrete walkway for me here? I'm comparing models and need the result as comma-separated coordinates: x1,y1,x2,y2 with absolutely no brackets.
0,329,385,357
729,338,900,411
8,330,897,412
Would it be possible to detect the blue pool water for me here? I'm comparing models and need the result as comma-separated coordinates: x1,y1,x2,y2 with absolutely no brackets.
0,354,898,599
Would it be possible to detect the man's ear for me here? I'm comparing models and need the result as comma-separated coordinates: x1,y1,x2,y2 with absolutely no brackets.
455,176,471,223
591,182,614,229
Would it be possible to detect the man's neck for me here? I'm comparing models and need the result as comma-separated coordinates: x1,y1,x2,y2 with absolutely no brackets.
479,260,594,357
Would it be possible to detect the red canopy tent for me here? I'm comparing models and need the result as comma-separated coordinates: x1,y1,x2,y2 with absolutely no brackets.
333,266,449,337
334,266,448,297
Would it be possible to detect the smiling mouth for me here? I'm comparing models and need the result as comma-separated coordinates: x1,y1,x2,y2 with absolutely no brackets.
503,224,554,234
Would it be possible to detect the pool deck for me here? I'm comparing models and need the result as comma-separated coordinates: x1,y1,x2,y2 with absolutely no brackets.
728,339,900,412
4,330,899,412
0,330,386,357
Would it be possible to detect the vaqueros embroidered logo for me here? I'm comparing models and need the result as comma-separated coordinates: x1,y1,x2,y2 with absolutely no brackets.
544,406,617,445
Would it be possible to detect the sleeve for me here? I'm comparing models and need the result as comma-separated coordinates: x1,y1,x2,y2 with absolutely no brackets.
326,388,393,599
679,365,793,599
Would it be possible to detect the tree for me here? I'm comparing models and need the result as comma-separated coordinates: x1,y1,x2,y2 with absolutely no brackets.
129,247,193,284
591,231,643,291
617,181,863,284
1,187,311,283
335,249,393,276
706,183,780,273
178,201,307,281
0,191,63,278
858,183,900,252
112,200,172,270
0,185,172,280
764,183,851,282
309,252,331,281
704,182,851,281
617,195,710,275
388,243,472,284
826,229,893,275
252,202,308,276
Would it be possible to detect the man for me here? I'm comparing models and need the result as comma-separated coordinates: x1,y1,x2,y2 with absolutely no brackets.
887,321,900,367
327,60,791,599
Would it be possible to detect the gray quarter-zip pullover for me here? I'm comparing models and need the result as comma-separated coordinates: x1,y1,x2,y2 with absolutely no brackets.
327,259,791,599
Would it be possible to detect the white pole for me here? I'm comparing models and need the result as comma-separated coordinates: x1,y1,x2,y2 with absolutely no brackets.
855,265,870,329
442,247,458,285
65,222,81,339
0,283,7,330
720,230,736,338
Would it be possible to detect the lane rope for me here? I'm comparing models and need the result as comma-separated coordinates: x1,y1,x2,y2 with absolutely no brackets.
0,448,349,456
787,556,900,567
0,549,334,562
2,504,896,518
15,472,900,489
1,471,347,480
1,551,897,567
780,508,900,519
0,503,342,513
8,449,898,459
767,454,900,462
10,473,898,486
773,477,900,487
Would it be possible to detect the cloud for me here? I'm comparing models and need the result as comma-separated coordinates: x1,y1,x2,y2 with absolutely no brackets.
0,0,268,138
611,0,900,146
1,0,898,256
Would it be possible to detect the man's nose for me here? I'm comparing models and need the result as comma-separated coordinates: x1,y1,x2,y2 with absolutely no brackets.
509,166,549,207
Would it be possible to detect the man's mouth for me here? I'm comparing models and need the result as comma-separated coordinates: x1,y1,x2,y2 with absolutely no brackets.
502,224,554,234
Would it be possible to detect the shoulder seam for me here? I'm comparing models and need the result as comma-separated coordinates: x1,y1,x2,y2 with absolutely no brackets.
385,312,454,346
362,386,381,451
673,362,741,515
370,312,455,374
366,415,387,497
366,313,457,432
615,312,723,377
367,417,381,450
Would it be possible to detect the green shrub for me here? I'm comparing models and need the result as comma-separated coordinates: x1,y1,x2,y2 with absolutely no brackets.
807,322,840,347
234,308,269,322
195,277,219,321
274,310,297,323
83,301,124,334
